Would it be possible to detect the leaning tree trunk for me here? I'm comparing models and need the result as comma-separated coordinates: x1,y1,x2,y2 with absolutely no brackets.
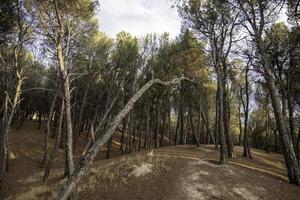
266,67,300,185
56,77,194,200
201,112,215,145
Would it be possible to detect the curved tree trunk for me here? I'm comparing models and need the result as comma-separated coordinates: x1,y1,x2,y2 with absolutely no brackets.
56,77,194,200
266,68,300,185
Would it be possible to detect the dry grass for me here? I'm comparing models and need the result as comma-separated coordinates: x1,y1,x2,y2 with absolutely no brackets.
6,184,55,200
80,152,169,193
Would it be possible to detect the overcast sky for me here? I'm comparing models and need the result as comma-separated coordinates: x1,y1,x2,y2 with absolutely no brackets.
97,0,181,39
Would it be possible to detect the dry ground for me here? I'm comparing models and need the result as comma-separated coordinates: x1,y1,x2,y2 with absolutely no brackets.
1,121,300,199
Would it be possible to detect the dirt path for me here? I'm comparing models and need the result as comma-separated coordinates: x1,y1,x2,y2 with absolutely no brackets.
154,146,300,200
2,121,300,199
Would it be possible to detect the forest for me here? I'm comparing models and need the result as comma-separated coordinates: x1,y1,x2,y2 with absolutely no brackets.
0,0,300,199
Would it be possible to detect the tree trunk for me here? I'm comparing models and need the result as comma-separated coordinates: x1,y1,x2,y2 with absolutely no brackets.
272,128,278,153
287,94,296,146
55,77,193,200
106,135,113,159
43,100,65,180
296,121,300,163
223,89,233,157
201,112,215,145
238,97,242,146
174,112,180,145
154,97,159,148
265,114,270,153
74,85,89,151
214,88,219,150
266,68,300,185
41,94,58,168
217,66,227,164
160,100,167,147
242,66,252,159
179,85,185,145
53,1,75,189
189,108,200,147
120,118,127,153
0,70,24,191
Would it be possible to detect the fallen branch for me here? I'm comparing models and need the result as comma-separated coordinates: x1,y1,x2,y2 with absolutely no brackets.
56,77,195,200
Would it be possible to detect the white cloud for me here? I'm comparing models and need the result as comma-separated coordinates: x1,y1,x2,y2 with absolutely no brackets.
97,0,181,38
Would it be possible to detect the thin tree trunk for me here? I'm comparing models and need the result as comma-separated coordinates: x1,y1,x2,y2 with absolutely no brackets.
189,108,200,147
154,97,159,148
296,121,300,163
217,67,227,164
265,114,270,153
238,97,242,146
43,100,65,180
272,128,278,153
214,88,219,150
201,112,215,145
74,85,89,151
174,112,180,145
242,65,252,159
120,118,127,154
179,85,185,145
0,70,24,191
56,77,193,200
266,67,300,185
106,135,113,159
160,100,167,147
223,64,234,158
53,1,75,189
41,94,58,168
287,94,295,146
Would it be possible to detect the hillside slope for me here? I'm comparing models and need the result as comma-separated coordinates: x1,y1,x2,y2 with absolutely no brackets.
1,121,300,200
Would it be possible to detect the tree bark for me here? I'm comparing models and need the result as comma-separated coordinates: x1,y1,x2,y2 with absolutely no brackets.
238,97,242,146
266,70,300,184
242,65,252,159
74,85,89,151
53,0,75,185
237,0,300,185
217,66,227,164
55,77,194,200
43,100,64,180
0,69,24,191
189,108,200,147
41,94,58,168
160,100,167,147
201,112,215,145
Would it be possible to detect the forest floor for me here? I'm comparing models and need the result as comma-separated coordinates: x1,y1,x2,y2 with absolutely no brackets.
1,121,300,200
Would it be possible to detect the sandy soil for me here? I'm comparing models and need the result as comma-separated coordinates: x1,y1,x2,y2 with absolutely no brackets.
1,121,300,200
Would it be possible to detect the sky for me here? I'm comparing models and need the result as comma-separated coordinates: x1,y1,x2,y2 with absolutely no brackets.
97,0,182,39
